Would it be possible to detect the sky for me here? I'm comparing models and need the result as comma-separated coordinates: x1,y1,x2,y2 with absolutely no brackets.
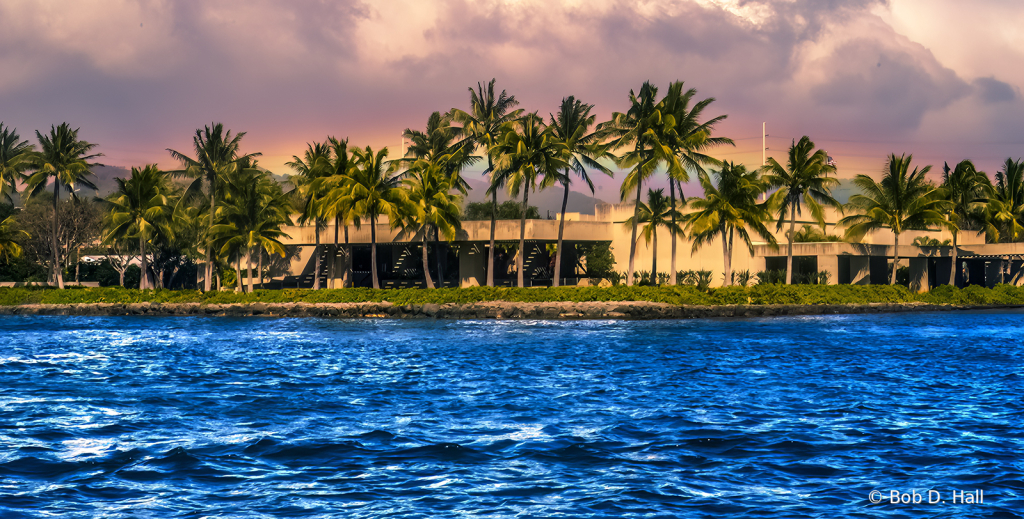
2,0,1023,201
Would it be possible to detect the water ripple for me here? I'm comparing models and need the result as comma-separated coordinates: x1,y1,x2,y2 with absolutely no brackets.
0,313,1022,517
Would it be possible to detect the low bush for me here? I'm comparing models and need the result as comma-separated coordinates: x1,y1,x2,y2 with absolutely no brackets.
1,284,1023,308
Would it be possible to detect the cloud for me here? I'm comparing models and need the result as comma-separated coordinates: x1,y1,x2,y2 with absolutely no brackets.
0,0,1020,182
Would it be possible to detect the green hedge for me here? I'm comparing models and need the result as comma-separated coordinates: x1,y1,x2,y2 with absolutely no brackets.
2,284,1024,307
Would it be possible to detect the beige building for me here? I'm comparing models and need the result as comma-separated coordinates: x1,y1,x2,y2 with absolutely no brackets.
270,203,1024,291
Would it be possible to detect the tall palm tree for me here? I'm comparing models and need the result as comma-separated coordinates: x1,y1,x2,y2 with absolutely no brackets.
167,123,260,292
988,158,1024,243
24,123,102,289
940,160,991,285
658,82,733,284
840,154,951,285
0,123,34,204
547,96,614,287
287,141,333,290
101,165,172,290
623,188,683,283
0,215,29,263
450,79,523,287
490,114,568,287
401,111,477,193
763,136,841,284
401,161,463,288
684,162,777,285
326,146,406,289
211,168,292,293
599,81,684,286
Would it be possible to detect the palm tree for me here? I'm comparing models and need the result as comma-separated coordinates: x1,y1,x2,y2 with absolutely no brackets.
211,168,292,293
167,123,260,292
315,137,358,288
401,161,463,288
326,146,406,289
101,165,172,290
763,136,841,284
24,123,102,289
940,160,991,285
401,111,477,192
287,141,333,290
547,96,614,287
0,215,29,263
840,154,951,285
623,188,683,283
658,82,733,284
450,79,523,287
490,114,568,287
988,158,1024,243
0,123,34,204
684,162,777,285
599,82,684,286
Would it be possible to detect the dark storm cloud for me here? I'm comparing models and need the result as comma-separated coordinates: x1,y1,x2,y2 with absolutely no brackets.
974,77,1018,103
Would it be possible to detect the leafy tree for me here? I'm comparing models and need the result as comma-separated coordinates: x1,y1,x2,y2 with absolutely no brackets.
324,146,406,289
450,79,523,287
287,141,333,290
939,159,991,284
599,82,685,286
0,215,28,263
624,188,683,283
684,162,776,286
313,137,359,288
211,168,292,293
987,158,1024,243
763,136,841,284
167,123,260,291
463,200,540,220
547,96,613,287
400,161,462,288
840,154,951,284
101,165,172,290
490,114,568,287
24,123,102,288
0,123,34,204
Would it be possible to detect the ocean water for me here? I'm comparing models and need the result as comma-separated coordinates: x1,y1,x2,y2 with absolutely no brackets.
1,312,1022,518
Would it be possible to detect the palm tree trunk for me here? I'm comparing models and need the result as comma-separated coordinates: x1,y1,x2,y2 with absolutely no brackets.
669,179,678,285
434,226,444,287
422,229,434,289
119,269,125,287
627,180,642,287
235,256,242,293
949,232,958,286
891,233,899,285
786,202,796,284
370,214,379,289
313,220,321,290
721,225,731,286
651,225,658,284
486,157,497,287
139,235,148,290
247,247,255,293
518,187,530,288
330,216,339,289
258,249,264,290
51,181,64,289
343,224,351,288
206,176,215,292
553,179,569,287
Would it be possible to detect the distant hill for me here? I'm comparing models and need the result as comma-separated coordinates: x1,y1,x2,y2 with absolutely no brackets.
463,178,611,216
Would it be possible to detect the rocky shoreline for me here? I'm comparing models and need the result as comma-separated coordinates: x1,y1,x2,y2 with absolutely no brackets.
0,301,1014,319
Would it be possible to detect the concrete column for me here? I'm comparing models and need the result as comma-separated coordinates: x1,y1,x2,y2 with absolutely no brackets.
909,257,929,292
818,255,839,285
459,244,485,287
850,256,871,285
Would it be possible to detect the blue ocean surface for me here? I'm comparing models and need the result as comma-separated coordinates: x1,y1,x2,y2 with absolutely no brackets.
1,312,1022,518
